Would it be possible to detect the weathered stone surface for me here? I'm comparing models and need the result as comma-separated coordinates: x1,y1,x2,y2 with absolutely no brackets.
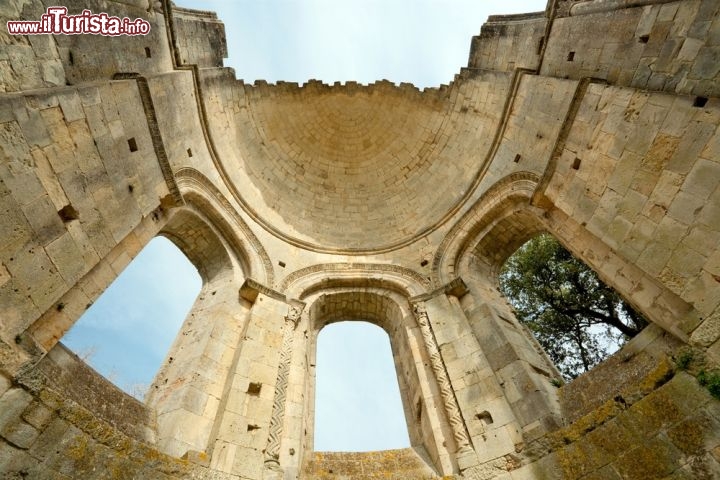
0,0,719,479
303,448,439,480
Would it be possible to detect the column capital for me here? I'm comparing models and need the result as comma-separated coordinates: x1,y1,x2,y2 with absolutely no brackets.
285,300,306,327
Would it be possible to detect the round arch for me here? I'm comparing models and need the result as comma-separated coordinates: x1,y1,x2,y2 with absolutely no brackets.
160,205,236,283
433,172,541,286
436,173,698,344
281,263,430,300
175,167,274,286
293,282,458,476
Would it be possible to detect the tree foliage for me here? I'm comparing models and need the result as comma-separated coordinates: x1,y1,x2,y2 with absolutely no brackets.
498,234,648,379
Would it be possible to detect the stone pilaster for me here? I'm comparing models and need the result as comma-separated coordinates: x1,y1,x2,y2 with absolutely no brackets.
263,303,304,479
411,300,475,469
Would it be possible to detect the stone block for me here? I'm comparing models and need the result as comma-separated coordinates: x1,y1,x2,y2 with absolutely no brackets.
57,92,84,123
7,46,43,90
0,441,36,476
0,388,33,432
232,445,264,479
21,401,54,430
585,417,643,459
40,60,64,87
181,387,209,417
20,194,65,246
555,439,613,480
1,419,39,449
667,409,720,457
28,417,70,462
691,309,720,347
684,158,720,201
0,375,10,397
612,436,682,480
209,440,237,472
45,232,86,285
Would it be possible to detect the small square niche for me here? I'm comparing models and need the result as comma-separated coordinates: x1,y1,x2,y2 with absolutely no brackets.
247,382,262,395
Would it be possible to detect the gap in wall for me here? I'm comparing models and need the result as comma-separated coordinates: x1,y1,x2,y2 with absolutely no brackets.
61,236,202,400
314,321,411,452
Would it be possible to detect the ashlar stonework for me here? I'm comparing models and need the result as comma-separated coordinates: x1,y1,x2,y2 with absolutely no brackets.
1,0,720,478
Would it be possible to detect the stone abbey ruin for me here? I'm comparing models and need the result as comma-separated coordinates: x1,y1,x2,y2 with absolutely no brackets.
1,0,720,478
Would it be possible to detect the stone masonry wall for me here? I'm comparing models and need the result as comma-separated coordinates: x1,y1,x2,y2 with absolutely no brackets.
1,0,173,92
0,79,172,369
169,6,227,69
544,81,720,351
468,13,546,73
519,348,720,479
1,0,720,479
0,362,240,479
542,1,720,98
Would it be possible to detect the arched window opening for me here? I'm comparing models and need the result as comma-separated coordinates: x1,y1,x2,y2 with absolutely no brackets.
314,321,411,452
61,236,202,399
498,233,649,380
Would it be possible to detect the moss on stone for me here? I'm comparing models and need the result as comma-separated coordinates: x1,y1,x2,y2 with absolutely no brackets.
613,437,681,480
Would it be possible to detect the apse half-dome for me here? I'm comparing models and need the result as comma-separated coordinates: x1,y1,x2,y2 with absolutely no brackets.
206,76,502,253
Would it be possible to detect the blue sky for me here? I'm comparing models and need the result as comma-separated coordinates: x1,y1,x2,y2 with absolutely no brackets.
64,0,546,452
314,322,410,451
62,237,201,396
177,0,546,87
64,237,411,451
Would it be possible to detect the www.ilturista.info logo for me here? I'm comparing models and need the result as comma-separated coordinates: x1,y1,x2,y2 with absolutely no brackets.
7,7,151,36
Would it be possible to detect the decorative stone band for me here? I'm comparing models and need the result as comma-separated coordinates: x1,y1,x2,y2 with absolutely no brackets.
263,302,304,477
411,301,475,465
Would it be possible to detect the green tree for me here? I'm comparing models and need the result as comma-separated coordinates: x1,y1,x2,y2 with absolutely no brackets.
498,234,648,379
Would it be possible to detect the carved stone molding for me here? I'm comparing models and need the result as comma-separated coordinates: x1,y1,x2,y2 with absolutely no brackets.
263,303,305,477
176,167,274,285
411,301,474,462
279,262,431,295
432,171,540,286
